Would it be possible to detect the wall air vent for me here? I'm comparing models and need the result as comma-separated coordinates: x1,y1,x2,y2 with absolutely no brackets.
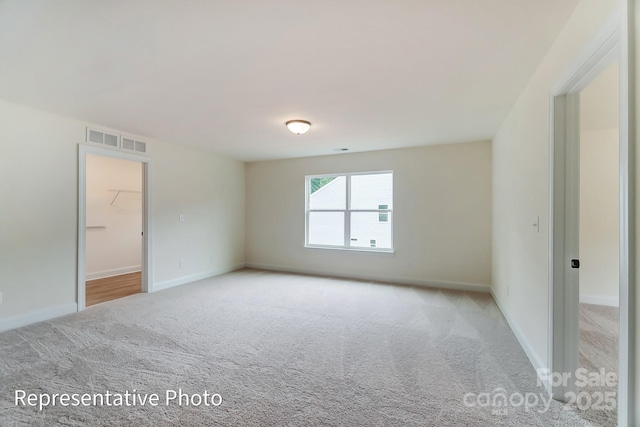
134,140,146,153
86,128,148,154
88,129,103,144
104,133,118,147
122,137,147,153
87,128,119,148
122,137,135,150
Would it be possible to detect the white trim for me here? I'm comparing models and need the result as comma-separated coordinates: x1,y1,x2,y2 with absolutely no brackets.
78,148,87,311
86,266,142,281
579,294,620,307
618,2,634,425
304,245,395,253
141,161,154,293
305,171,394,251
548,4,632,423
78,143,153,311
153,263,246,292
491,290,549,390
245,263,490,293
548,93,567,397
345,173,351,247
548,91,582,399
551,11,621,95
0,303,78,333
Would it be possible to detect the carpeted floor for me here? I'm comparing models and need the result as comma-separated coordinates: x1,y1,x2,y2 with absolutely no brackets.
578,303,619,427
0,269,606,426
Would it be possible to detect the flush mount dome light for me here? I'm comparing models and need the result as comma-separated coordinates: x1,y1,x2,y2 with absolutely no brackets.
285,120,311,135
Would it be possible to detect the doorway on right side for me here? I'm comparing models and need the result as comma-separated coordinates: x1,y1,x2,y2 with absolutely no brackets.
577,58,619,427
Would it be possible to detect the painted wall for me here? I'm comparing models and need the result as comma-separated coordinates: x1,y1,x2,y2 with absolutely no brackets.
579,59,619,306
0,98,245,324
580,61,619,131
491,0,619,373
152,137,245,290
579,122,620,306
246,141,492,290
86,155,143,279
579,129,619,306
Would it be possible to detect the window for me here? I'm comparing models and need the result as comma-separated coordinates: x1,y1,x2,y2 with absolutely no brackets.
305,171,393,251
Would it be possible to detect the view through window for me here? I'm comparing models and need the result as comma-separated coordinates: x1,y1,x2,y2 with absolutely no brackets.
305,171,393,251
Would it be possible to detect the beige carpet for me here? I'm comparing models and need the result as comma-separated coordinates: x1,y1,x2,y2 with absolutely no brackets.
0,269,604,426
578,303,619,427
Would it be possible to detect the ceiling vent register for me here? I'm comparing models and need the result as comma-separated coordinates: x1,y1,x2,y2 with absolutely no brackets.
122,137,147,153
88,129,119,147
86,128,147,153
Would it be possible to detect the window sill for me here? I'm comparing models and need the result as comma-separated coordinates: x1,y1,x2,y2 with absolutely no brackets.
304,245,395,254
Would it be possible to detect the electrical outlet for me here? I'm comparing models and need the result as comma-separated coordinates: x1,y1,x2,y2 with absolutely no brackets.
179,261,183,269
179,214,185,222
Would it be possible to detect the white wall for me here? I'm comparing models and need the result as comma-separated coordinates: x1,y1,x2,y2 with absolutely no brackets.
580,61,619,131
152,137,245,290
578,59,619,307
246,141,492,290
0,98,245,324
86,155,143,279
579,129,619,305
491,0,619,372
0,101,78,320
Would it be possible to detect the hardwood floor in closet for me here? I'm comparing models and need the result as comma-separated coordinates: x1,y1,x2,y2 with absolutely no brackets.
86,272,141,307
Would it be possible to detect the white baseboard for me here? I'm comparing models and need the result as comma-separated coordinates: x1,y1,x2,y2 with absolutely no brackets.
579,294,619,307
490,290,549,390
245,262,490,293
0,303,78,333
153,263,246,292
86,265,142,281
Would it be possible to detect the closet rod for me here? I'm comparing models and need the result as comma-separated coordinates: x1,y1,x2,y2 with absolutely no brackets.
108,189,142,205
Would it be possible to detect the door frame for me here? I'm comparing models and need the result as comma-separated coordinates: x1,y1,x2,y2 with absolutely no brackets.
77,143,153,311
548,4,633,425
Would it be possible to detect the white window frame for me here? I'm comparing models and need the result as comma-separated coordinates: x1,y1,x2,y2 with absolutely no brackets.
305,171,394,252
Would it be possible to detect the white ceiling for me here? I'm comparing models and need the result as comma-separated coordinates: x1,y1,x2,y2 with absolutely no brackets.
0,0,580,161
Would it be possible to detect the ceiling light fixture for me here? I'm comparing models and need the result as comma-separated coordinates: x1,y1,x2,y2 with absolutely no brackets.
285,120,311,135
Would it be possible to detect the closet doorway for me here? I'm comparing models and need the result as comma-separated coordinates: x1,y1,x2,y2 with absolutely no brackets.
78,144,152,310
85,154,142,306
